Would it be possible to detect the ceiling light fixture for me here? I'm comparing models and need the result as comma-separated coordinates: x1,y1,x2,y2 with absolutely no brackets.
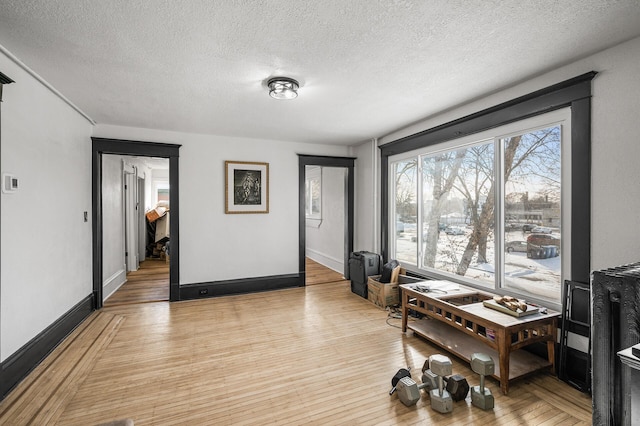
267,77,299,100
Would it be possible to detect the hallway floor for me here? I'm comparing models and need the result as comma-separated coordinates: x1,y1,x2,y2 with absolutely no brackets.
104,258,169,306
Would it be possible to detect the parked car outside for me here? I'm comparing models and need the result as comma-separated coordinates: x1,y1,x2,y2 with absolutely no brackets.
505,222,520,231
445,226,465,235
527,234,560,258
522,224,538,232
531,226,553,234
505,240,528,253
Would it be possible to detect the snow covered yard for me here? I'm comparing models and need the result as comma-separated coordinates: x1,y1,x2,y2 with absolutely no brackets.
395,227,561,302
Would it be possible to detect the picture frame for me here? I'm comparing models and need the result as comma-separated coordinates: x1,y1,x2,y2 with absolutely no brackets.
225,161,269,214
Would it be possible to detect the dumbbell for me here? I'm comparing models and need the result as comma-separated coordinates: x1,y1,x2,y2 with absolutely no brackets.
444,374,470,401
395,376,430,406
428,354,453,414
394,358,443,406
389,367,411,395
470,353,495,410
421,359,469,401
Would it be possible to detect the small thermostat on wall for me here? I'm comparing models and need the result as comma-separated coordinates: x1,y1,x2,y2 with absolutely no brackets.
2,173,19,193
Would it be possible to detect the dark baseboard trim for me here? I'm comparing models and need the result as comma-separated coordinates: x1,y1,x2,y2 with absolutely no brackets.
0,294,95,400
180,273,303,300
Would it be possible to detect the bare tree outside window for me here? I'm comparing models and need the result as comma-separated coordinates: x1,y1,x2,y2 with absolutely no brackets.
394,159,417,265
390,121,563,302
503,126,562,300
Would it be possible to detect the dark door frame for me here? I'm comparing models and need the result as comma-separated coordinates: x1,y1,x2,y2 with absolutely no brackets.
92,137,181,308
298,155,355,283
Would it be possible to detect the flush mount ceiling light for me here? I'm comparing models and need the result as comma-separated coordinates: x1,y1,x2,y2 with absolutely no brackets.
267,77,299,100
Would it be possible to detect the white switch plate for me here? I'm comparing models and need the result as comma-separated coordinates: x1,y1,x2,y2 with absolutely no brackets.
2,173,18,193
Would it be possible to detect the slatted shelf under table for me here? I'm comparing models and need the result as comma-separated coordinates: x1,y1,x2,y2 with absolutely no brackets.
400,283,560,395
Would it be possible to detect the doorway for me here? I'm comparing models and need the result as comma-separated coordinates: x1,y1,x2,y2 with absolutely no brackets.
298,155,355,285
100,154,171,306
92,138,181,309
304,165,348,285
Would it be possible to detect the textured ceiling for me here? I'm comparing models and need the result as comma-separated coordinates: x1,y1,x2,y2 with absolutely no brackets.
1,1,640,145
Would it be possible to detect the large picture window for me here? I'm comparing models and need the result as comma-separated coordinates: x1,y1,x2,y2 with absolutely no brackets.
381,73,594,311
390,109,570,305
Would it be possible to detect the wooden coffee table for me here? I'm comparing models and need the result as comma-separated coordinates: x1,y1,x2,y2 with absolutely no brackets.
400,283,560,394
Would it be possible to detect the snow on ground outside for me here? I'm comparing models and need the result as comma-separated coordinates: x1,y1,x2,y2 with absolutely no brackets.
395,227,561,302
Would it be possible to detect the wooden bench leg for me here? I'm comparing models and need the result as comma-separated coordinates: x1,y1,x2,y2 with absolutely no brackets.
401,291,408,332
498,331,510,395
547,339,556,375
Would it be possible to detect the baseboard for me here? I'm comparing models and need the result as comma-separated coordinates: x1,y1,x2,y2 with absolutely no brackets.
103,268,127,301
306,249,344,273
0,294,95,400
180,273,303,300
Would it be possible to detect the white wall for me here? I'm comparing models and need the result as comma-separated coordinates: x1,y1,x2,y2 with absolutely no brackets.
101,155,126,299
589,38,640,270
141,166,153,212
0,50,94,361
351,139,379,254
375,36,640,274
306,167,346,273
92,124,351,284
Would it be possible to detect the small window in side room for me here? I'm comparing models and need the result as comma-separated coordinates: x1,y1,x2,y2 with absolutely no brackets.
306,166,322,220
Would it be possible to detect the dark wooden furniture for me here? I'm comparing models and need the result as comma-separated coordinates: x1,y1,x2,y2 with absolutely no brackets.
559,280,591,393
400,283,560,395
618,344,640,425
592,263,640,426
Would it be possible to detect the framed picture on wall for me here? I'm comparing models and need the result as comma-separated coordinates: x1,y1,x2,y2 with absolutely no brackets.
225,161,269,214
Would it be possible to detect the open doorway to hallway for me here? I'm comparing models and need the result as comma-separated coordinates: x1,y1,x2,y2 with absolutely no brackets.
92,137,180,308
304,165,348,286
298,155,354,287
101,154,170,306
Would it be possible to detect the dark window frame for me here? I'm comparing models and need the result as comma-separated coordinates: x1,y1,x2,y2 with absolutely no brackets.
380,72,596,284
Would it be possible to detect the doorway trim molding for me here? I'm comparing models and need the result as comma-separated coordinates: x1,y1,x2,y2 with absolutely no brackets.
298,154,355,284
92,137,181,308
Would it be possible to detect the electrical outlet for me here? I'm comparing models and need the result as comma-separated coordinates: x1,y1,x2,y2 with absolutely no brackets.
199,289,208,295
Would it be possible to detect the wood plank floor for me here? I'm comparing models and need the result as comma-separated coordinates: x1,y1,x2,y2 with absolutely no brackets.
305,258,347,286
0,265,592,425
104,259,170,306
106,257,338,307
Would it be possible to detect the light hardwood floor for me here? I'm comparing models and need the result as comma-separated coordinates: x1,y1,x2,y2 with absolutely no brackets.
305,258,347,286
0,264,591,425
105,257,338,307
104,259,170,306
